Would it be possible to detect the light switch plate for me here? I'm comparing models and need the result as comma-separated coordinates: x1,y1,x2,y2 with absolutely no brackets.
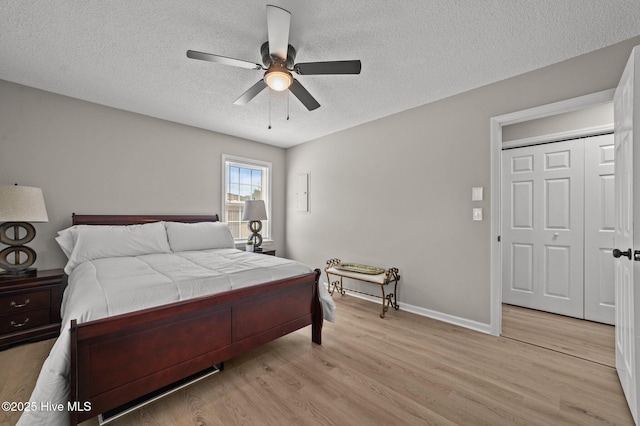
473,208,483,221
472,187,483,201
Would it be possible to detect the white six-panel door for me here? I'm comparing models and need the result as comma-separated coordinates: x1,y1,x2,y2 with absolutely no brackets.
503,135,615,323
584,134,615,324
614,45,639,424
502,139,585,318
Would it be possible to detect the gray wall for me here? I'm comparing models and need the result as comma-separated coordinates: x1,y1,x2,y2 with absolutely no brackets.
3,35,639,328
503,102,614,142
0,80,287,271
286,36,640,326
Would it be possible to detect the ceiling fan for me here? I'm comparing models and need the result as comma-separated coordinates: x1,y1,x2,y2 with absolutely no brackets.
186,4,361,111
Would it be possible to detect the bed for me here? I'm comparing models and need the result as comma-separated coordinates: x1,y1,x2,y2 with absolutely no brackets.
18,214,326,426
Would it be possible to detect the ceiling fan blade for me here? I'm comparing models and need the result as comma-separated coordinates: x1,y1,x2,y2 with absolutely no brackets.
295,60,362,75
187,50,262,70
266,5,291,60
233,80,268,105
289,79,320,111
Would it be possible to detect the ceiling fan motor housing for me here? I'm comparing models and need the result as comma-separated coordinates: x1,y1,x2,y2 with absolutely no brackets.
260,41,296,69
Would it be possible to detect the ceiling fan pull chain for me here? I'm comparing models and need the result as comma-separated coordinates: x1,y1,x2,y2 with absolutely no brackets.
268,89,272,129
287,91,290,121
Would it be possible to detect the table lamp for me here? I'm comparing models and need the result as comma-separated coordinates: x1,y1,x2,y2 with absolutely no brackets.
0,184,49,277
242,199,267,251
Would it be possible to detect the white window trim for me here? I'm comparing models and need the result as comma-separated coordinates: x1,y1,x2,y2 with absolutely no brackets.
221,154,273,244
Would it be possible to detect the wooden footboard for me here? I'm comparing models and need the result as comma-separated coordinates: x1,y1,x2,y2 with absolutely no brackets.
69,269,322,425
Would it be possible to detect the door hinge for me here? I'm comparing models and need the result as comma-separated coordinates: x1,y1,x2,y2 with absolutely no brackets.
497,235,501,242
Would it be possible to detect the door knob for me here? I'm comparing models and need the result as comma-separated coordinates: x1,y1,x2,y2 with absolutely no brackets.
613,248,632,259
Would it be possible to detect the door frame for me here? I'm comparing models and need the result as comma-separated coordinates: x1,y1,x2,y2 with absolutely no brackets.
489,89,615,335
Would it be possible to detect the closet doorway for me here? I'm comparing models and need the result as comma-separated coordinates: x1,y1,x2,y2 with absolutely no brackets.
502,133,614,324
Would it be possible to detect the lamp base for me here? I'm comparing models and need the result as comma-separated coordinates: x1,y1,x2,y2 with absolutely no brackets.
0,267,37,279
248,220,264,250
0,222,39,277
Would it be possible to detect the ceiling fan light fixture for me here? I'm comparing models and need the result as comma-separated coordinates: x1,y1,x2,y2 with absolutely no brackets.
264,68,293,91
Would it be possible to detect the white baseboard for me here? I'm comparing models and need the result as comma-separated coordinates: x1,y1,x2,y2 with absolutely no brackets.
338,289,492,335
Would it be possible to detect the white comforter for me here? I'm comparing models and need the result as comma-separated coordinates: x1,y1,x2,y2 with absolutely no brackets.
18,249,333,426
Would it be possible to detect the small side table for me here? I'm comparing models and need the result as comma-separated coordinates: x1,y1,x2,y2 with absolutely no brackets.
0,269,64,350
254,249,276,256
325,259,400,318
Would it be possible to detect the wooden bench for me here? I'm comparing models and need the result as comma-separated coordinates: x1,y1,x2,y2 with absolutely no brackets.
325,259,400,318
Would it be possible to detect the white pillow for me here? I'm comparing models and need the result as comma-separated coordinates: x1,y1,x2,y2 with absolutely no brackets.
165,221,235,252
61,221,171,274
55,227,76,258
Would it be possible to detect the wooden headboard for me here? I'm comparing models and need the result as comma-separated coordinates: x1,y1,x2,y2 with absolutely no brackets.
72,214,220,226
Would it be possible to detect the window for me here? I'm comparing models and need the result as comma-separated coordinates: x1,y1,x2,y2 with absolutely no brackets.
222,155,271,241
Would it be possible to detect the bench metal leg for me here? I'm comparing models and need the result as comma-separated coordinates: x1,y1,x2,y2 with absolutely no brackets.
379,284,388,318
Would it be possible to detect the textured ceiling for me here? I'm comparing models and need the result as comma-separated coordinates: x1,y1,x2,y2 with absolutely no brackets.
2,1,640,148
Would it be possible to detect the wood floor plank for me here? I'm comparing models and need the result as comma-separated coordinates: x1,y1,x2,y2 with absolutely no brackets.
0,338,55,426
501,303,615,367
0,296,632,425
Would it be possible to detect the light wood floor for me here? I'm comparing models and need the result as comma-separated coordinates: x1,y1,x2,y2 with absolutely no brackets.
501,303,616,368
0,296,632,425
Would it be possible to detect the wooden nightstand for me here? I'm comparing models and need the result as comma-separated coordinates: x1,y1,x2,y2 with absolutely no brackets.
0,269,64,350
255,249,276,256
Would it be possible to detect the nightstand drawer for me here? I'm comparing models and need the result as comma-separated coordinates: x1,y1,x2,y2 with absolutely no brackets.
0,290,51,315
0,269,63,349
0,307,51,335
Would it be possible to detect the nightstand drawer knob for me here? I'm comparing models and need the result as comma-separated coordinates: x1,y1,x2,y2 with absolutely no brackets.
10,318,30,328
10,299,30,308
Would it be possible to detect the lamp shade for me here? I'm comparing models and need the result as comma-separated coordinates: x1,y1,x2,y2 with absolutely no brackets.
0,185,49,222
242,199,267,221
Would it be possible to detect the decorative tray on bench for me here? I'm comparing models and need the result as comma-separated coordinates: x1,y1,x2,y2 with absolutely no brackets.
335,263,385,275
